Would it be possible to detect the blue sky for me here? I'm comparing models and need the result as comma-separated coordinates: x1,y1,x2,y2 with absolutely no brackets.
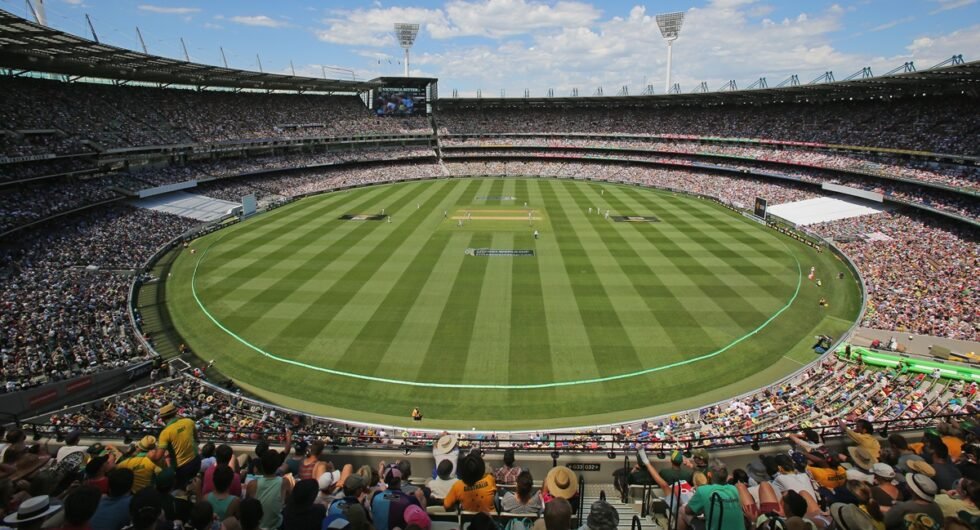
6,0,979,96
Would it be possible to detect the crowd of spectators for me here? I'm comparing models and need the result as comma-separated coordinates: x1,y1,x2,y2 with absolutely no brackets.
5,355,976,527
0,205,196,390
438,96,980,155
809,213,978,340
442,136,980,192
442,144,979,221
0,77,429,157
0,175,128,233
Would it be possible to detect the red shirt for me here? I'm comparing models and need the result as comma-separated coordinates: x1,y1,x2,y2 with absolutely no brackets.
201,464,242,497
85,477,109,495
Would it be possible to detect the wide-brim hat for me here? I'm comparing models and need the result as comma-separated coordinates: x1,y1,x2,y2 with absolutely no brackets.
906,460,936,478
138,435,158,452
3,496,63,525
847,446,877,471
545,466,579,499
159,403,177,417
433,435,457,456
906,473,937,501
871,463,896,481
829,503,875,530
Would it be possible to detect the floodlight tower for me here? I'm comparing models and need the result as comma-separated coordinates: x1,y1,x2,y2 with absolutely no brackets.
655,11,685,94
394,23,420,77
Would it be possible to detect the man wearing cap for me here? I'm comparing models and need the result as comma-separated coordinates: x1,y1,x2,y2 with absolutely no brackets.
883,474,943,530
157,403,200,489
691,449,711,478
869,463,902,508
115,436,166,494
372,465,422,530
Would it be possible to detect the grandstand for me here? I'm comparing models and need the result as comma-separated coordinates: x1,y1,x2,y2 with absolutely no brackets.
0,7,978,530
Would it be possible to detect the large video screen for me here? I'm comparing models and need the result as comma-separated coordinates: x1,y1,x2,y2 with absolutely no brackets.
373,87,427,117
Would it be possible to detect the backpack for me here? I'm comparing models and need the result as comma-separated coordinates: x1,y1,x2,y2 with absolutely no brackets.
503,518,533,530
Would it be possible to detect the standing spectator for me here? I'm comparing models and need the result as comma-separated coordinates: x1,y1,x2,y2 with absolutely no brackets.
494,449,521,486
839,419,881,458
297,442,325,482
91,468,134,530
158,403,200,489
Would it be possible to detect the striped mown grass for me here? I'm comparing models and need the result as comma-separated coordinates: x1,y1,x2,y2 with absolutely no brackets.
166,178,862,429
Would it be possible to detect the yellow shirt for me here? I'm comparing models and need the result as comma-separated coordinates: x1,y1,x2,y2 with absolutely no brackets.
845,429,880,457
443,473,497,512
159,417,197,467
807,465,847,490
117,453,162,492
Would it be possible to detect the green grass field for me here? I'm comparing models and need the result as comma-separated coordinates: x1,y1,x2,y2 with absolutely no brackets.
165,177,862,430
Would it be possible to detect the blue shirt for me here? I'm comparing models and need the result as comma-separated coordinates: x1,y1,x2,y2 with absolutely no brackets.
91,495,132,530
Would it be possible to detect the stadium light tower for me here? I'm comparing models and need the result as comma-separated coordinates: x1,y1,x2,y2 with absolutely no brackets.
655,11,685,94
394,22,420,77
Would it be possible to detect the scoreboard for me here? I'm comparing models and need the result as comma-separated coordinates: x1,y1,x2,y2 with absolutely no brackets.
754,197,768,220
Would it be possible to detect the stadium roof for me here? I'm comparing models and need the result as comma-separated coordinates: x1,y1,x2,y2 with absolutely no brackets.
438,59,980,108
0,9,379,92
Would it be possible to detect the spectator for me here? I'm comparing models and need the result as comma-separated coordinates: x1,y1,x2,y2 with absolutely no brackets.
281,479,325,530
245,450,292,530
52,485,102,530
91,468,134,530
501,471,542,514
494,449,521,486
115,437,165,494
536,497,571,530
542,466,579,513
158,403,200,489
3,495,63,530
237,499,263,530
679,460,743,530
372,465,422,530
443,452,496,512
206,465,240,521
202,445,242,498
425,460,457,504
883,474,943,530
124,487,164,530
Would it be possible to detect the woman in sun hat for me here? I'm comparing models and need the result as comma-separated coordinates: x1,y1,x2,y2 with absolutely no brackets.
542,465,580,512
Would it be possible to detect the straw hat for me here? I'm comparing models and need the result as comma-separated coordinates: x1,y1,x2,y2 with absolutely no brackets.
544,466,579,499
137,436,157,452
3,496,63,525
158,403,177,417
433,435,457,456
906,460,936,478
829,503,875,530
847,447,877,471
906,473,937,501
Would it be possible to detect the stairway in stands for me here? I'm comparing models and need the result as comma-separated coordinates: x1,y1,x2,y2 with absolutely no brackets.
580,483,655,530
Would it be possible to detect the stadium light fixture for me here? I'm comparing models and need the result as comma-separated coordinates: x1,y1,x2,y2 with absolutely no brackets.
655,11,685,94
394,22,420,77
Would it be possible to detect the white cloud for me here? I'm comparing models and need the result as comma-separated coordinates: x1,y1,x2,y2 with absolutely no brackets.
929,0,976,15
63,0,85,5
137,5,201,15
315,0,601,46
229,15,289,28
869,17,914,32
904,23,980,66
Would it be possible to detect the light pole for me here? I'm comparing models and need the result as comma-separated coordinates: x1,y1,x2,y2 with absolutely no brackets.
655,12,685,94
394,23,420,77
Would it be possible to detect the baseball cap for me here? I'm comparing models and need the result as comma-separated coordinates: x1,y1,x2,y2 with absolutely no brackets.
670,450,684,465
